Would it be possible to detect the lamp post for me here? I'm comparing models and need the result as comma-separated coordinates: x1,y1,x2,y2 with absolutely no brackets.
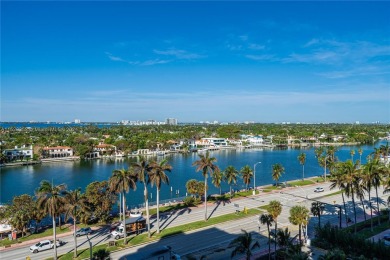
253,161,261,195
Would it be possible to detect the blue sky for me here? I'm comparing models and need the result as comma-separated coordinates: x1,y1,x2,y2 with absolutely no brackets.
2,1,390,123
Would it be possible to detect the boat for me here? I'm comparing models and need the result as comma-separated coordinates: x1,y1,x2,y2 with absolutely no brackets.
197,148,208,154
129,208,143,218
157,151,165,156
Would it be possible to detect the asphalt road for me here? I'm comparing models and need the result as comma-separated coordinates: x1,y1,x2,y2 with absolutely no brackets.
1,182,387,260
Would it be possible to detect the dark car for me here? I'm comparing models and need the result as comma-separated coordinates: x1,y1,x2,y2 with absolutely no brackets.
74,227,92,237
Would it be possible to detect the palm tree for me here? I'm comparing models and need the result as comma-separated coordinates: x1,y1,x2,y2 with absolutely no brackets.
240,165,253,190
355,173,367,222
224,165,238,198
148,159,171,234
369,159,384,225
267,200,282,254
36,180,67,260
288,205,309,246
211,169,223,195
337,160,360,233
358,148,363,165
192,151,219,221
310,201,325,228
272,163,285,186
108,168,137,244
93,248,110,260
63,188,90,258
350,149,355,162
132,157,153,238
275,227,292,256
330,168,349,226
298,152,306,180
260,213,274,259
229,229,260,260
361,160,376,231
315,147,328,181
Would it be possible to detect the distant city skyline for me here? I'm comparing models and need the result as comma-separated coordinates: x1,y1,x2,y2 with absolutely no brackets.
2,1,390,123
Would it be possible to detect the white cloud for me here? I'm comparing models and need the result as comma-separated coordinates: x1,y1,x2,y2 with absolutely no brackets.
140,59,172,66
248,43,265,50
105,52,171,66
105,52,127,62
153,49,205,60
245,54,276,61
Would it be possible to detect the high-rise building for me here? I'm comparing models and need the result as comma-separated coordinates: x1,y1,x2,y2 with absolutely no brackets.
166,118,178,125
74,119,81,124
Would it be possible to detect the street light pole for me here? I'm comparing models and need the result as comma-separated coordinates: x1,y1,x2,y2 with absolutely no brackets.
253,161,261,195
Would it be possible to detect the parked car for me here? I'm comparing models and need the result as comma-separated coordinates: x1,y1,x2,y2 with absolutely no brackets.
74,227,93,237
314,187,324,193
29,240,63,253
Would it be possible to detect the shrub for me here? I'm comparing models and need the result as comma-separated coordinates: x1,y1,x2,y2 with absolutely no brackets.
183,196,201,207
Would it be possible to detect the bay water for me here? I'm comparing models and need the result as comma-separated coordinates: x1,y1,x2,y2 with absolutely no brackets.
0,143,382,208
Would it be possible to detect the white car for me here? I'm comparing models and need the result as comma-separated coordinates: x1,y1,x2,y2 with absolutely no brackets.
29,239,62,253
314,187,324,193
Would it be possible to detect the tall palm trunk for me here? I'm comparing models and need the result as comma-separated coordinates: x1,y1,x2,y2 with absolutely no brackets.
156,187,160,233
119,192,122,222
122,191,127,244
318,212,321,228
53,216,57,260
298,224,302,246
144,184,151,238
360,197,367,221
274,220,277,254
375,186,381,225
368,188,373,231
204,175,208,221
267,224,271,260
324,159,327,181
302,164,305,180
351,189,357,233
73,212,77,258
342,192,348,227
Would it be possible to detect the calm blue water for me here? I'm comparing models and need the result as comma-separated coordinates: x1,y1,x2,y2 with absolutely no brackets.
0,122,118,128
0,143,382,207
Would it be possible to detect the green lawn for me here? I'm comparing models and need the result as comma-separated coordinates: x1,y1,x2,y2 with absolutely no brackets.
54,208,262,260
345,214,390,239
288,180,315,186
0,226,71,247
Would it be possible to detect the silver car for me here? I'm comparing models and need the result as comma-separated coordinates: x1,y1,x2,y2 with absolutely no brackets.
74,227,92,237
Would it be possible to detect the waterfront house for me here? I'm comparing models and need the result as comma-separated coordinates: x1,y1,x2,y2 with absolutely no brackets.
246,135,264,146
99,144,124,157
170,144,182,151
2,145,33,161
42,146,74,158
199,138,228,147
228,139,243,146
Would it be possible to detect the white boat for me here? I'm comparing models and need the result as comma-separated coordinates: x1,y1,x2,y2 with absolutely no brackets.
197,148,208,154
129,209,143,218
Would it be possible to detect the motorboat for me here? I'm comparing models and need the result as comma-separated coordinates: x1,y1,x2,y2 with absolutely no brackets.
129,208,143,217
